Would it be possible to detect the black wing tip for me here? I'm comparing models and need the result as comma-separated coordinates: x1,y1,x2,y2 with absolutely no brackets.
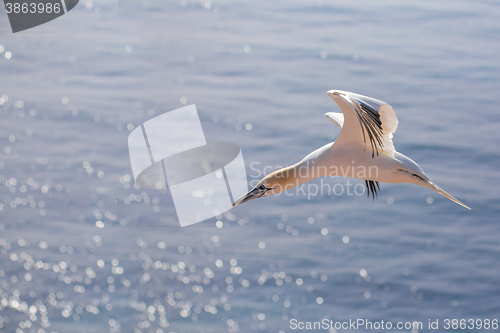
365,180,380,201
357,103,384,158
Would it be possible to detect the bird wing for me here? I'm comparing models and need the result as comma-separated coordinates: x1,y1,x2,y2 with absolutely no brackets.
327,90,399,158
325,110,382,198
325,112,344,128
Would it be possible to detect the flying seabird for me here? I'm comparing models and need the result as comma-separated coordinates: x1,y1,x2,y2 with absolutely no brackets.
232,90,470,210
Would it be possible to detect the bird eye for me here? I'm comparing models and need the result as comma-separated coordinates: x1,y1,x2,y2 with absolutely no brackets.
259,185,266,190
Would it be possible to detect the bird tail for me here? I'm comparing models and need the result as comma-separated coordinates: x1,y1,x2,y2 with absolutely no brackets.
428,182,471,210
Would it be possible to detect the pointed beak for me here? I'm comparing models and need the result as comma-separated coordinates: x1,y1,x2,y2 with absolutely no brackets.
232,187,267,207
427,181,471,210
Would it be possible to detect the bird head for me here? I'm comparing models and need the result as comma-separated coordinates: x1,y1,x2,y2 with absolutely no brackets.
232,179,275,207
232,168,295,206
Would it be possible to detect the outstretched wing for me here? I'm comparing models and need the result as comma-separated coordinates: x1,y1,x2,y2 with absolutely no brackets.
327,90,399,158
324,111,382,198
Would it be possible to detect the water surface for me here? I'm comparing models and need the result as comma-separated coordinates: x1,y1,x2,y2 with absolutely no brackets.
0,0,499,332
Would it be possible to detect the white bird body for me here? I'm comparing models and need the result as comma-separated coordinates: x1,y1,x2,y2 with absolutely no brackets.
233,90,470,210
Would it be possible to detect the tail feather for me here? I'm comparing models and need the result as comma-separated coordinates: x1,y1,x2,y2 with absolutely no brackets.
430,182,471,210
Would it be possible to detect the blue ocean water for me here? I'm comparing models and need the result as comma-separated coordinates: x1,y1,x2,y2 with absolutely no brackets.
0,0,499,332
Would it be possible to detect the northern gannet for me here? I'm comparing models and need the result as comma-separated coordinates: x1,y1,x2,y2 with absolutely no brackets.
233,90,470,210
